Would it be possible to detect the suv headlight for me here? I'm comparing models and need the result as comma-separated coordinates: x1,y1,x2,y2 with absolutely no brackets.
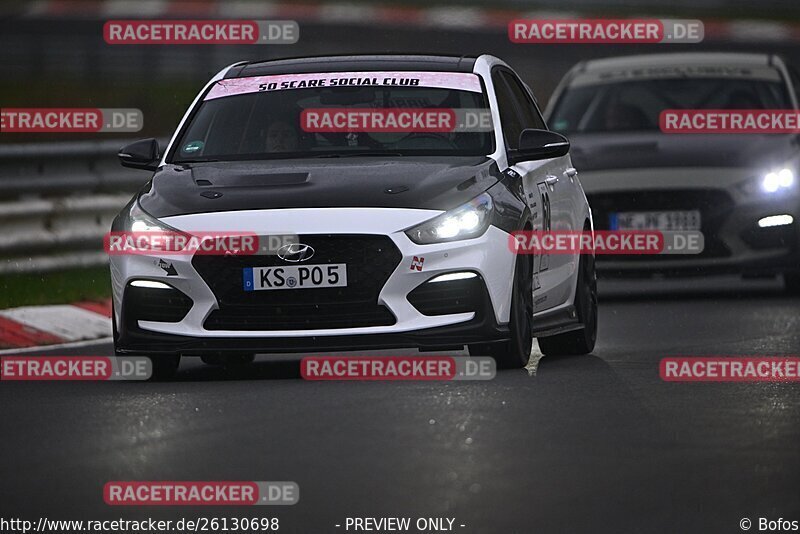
405,193,494,245
761,168,794,193
739,168,796,196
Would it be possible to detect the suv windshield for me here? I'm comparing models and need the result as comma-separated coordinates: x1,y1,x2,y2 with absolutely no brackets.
171,71,493,162
550,76,792,134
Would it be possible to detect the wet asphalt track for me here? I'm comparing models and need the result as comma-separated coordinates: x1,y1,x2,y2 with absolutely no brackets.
1,277,799,534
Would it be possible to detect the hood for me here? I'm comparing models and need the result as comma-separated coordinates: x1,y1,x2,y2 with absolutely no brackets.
138,156,500,218
568,132,798,173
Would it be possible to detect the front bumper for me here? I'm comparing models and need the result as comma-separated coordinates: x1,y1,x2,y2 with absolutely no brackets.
115,308,510,356
111,208,517,354
587,190,800,277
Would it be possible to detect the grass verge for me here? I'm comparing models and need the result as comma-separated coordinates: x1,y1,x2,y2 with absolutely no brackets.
0,267,111,309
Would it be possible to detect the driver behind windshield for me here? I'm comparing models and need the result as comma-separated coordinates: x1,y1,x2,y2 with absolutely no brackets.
265,119,300,153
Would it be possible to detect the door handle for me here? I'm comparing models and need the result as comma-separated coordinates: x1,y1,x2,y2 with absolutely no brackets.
564,167,578,177
545,176,559,185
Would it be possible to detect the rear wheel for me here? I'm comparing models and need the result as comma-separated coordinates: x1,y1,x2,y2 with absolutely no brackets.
538,253,598,356
468,255,533,369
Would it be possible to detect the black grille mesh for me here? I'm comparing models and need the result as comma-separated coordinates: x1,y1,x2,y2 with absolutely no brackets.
588,189,733,261
407,275,486,316
193,234,401,330
124,284,192,326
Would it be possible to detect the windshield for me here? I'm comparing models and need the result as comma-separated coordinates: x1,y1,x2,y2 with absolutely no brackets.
170,71,493,162
549,76,792,134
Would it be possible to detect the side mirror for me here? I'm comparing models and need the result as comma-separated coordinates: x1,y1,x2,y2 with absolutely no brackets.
118,138,160,171
509,129,570,164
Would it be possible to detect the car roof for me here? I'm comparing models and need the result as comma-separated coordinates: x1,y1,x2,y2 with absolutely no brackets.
226,54,479,78
577,52,773,73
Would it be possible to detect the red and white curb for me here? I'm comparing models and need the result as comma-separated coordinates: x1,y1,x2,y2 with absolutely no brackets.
0,300,112,352
20,0,800,43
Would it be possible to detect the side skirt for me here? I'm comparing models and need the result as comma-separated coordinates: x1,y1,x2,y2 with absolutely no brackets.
531,304,583,338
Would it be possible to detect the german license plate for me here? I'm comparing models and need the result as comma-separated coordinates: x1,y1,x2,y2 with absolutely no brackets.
243,264,347,291
611,210,701,231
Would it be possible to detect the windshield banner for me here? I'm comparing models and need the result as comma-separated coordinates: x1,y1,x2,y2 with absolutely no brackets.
205,71,482,100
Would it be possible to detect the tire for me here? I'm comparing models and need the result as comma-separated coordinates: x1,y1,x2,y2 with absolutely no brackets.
201,354,255,367
468,255,533,369
112,306,119,344
113,304,180,380
784,272,800,295
537,253,598,357
148,355,181,381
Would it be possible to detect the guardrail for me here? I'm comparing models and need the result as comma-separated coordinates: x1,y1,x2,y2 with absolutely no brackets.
0,139,165,275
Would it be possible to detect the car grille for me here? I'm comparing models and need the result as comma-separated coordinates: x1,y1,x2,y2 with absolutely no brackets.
193,234,401,330
587,189,733,261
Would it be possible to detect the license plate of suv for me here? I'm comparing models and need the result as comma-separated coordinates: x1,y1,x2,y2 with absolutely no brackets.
611,210,701,231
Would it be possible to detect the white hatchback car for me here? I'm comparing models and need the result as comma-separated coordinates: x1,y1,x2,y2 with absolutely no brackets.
111,54,595,378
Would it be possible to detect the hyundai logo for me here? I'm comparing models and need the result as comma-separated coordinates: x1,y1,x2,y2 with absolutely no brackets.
277,243,315,262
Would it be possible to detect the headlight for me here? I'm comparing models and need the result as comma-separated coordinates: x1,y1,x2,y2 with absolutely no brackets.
124,198,171,232
761,168,794,193
405,193,493,245
114,197,188,252
738,168,796,197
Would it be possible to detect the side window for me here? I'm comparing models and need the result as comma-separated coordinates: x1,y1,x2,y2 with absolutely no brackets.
502,71,547,130
492,71,523,150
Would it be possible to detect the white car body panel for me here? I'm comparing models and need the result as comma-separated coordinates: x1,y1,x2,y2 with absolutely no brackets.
112,54,592,351
111,209,517,337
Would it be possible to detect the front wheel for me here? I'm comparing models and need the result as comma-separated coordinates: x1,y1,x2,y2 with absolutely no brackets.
784,271,800,295
537,253,598,356
201,354,256,367
468,255,533,369
148,355,181,381
113,305,180,380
